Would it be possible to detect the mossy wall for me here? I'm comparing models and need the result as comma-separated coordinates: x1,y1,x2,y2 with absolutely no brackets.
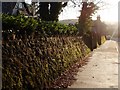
2,35,90,89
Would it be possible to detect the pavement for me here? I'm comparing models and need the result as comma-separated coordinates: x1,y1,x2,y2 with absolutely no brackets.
68,40,118,88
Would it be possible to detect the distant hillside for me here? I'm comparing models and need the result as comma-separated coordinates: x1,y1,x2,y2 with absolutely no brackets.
59,19,78,25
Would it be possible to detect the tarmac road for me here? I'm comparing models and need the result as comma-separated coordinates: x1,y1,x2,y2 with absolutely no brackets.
69,40,118,88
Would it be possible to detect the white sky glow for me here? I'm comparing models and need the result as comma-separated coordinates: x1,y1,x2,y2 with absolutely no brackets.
25,0,32,4
59,0,119,23
26,0,119,23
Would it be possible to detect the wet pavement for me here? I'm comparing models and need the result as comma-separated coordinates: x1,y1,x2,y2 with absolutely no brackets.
68,40,118,88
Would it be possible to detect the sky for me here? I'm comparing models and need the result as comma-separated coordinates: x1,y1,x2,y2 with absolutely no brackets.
59,0,119,23
25,0,119,23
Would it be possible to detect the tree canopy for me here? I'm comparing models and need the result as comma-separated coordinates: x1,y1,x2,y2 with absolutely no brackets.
78,1,99,35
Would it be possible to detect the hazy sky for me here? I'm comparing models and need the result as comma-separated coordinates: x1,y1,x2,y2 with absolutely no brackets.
59,0,119,23
25,0,119,23
25,0,32,4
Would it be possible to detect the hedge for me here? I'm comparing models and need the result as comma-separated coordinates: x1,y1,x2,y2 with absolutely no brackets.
3,14,105,89
2,35,90,89
2,14,78,40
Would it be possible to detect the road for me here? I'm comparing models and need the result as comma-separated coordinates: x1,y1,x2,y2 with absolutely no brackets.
68,40,118,88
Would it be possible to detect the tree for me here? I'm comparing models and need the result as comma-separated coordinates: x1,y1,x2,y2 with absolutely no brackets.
69,0,104,51
69,0,105,35
22,2,31,15
2,1,68,21
49,2,62,21
38,2,67,21
39,2,49,20
78,1,98,35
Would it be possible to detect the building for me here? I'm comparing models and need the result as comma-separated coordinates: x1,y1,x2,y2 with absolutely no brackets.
2,2,16,14
2,2,32,16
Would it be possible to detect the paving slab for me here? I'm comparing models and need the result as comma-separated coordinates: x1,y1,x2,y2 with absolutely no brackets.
68,40,118,88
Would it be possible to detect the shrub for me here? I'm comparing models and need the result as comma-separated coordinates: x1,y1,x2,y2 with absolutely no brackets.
2,14,91,89
2,14,78,40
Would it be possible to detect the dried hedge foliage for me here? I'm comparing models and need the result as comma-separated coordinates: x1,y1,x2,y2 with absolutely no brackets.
2,36,90,89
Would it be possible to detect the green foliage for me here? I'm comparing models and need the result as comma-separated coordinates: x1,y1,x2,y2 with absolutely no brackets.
2,14,77,40
37,21,77,36
2,14,38,37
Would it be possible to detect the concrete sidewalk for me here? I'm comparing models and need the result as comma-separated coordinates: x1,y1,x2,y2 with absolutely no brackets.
68,40,118,88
